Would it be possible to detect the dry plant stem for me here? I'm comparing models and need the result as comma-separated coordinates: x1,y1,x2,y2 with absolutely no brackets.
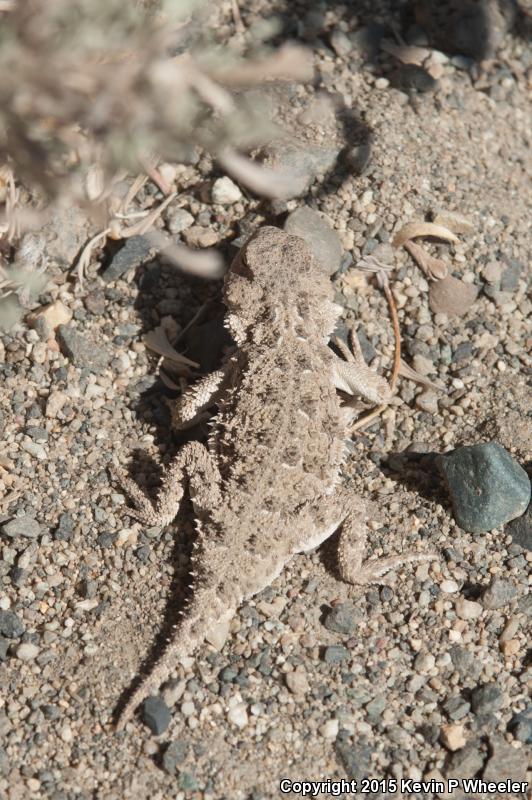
230,0,244,33
350,276,401,433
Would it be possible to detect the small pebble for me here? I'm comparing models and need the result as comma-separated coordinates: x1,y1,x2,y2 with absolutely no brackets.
211,177,242,205
323,602,360,636
0,610,25,639
471,683,502,716
320,718,339,739
142,696,171,735
482,577,517,610
227,703,248,729
16,642,40,661
440,723,466,751
455,598,483,620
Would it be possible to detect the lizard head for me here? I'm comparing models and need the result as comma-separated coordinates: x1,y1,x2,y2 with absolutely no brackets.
224,226,340,342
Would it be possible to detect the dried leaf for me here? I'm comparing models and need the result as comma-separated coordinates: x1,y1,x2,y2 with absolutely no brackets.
159,368,182,390
393,222,459,248
429,275,478,316
380,40,431,66
399,359,444,392
432,210,475,234
404,241,448,281
147,230,225,279
217,148,299,200
144,326,199,368
213,44,313,87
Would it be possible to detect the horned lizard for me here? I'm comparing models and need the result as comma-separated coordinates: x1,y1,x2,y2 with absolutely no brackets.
113,226,433,730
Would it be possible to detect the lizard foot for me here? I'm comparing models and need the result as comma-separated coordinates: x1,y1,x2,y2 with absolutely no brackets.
109,465,169,527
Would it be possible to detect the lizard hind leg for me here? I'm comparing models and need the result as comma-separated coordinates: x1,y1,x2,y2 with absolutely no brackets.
111,441,223,528
336,491,438,586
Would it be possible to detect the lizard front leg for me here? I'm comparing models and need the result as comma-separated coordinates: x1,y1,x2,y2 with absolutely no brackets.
331,328,391,406
111,441,222,527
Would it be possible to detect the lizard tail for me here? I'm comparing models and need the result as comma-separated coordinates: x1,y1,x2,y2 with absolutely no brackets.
114,590,234,732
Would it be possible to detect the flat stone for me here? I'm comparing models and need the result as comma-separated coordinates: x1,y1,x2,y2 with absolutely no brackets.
437,442,531,533
101,235,153,282
284,207,343,275
482,577,518,610
323,602,360,636
429,275,478,316
2,514,41,540
507,503,531,551
471,683,503,716
0,610,25,639
57,325,110,373
483,736,526,783
142,696,171,735
445,742,484,779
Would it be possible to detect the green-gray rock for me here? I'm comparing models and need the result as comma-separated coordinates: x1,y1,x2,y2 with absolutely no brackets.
438,442,530,533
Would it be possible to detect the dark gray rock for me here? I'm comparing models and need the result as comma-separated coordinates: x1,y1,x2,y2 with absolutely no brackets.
0,610,25,639
415,0,517,61
437,442,531,532
97,532,118,549
507,503,531,551
142,696,171,735
57,325,110,373
350,23,388,60
391,64,438,93
323,602,360,636
443,694,471,721
471,683,503,716
482,577,518,609
449,645,475,676
284,207,343,275
484,735,527,783
178,771,199,791
2,514,41,540
161,740,188,775
365,695,386,722
445,741,484,779
0,637,9,661
508,706,532,744
53,512,74,542
345,141,372,176
323,645,349,664
335,734,373,781
101,235,153,282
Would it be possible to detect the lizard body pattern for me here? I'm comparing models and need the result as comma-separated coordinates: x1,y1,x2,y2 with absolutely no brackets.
113,226,433,730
